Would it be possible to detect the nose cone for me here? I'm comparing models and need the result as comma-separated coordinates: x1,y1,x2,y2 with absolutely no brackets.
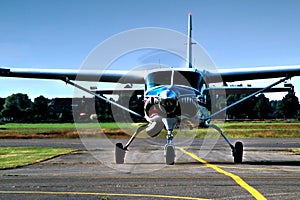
159,89,177,100
159,89,178,114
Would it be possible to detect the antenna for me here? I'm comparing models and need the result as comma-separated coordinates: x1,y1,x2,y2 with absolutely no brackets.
186,13,193,68
158,59,161,68
170,67,174,86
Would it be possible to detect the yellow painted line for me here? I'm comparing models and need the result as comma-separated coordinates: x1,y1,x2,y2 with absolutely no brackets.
179,148,267,200
0,190,209,200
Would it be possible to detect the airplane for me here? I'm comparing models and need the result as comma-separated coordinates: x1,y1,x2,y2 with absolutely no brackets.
1,13,300,165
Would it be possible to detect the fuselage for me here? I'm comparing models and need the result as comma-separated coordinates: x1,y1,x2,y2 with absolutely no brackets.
143,68,208,128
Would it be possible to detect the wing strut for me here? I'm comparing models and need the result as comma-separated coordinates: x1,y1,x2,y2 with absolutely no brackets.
62,77,144,118
207,76,290,120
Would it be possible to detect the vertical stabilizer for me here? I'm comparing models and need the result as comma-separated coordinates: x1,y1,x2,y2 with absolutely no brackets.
186,12,193,68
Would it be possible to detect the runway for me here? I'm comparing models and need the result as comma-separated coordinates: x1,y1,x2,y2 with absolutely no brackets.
0,138,300,199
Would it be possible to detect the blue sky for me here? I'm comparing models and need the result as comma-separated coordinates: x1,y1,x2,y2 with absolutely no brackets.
0,0,300,100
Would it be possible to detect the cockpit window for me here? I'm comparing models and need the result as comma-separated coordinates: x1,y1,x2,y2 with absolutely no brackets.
146,70,203,91
146,71,172,88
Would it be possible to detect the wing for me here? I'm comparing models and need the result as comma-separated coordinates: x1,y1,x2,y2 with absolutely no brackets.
0,67,145,84
203,65,300,83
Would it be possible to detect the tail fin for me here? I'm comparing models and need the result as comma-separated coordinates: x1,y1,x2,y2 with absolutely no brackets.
186,12,193,68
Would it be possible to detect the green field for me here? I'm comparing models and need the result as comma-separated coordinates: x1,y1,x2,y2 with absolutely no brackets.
0,121,299,138
0,147,74,169
196,121,300,138
0,122,138,138
289,148,300,154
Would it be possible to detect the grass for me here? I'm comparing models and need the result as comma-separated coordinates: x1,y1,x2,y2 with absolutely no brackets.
0,122,138,138
0,147,74,169
159,121,300,138
0,121,299,138
0,122,134,132
289,148,300,154
218,121,300,138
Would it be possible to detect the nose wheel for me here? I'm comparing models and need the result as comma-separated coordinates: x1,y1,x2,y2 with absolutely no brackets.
165,145,175,165
162,118,178,165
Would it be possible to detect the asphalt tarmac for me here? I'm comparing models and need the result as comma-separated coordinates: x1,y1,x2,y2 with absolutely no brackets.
0,138,300,199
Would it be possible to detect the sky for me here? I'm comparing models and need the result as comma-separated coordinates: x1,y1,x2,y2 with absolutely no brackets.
0,0,300,100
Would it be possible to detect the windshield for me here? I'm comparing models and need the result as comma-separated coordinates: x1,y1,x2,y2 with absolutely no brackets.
146,70,203,91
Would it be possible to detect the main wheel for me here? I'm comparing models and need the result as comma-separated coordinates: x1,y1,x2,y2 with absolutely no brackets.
115,143,126,164
165,145,175,165
233,141,243,164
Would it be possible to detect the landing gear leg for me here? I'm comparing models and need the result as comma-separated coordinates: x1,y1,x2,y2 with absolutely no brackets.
115,125,147,164
206,123,243,164
162,118,178,165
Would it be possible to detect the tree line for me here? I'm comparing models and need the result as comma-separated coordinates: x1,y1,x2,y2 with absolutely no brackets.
0,90,299,123
0,92,144,123
0,94,61,122
226,91,300,120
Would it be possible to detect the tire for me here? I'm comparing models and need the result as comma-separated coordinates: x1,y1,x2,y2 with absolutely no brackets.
166,145,175,165
115,143,125,164
234,141,243,164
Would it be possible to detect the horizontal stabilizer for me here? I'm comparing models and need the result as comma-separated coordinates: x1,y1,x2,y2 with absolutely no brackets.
205,86,293,95
91,88,144,95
